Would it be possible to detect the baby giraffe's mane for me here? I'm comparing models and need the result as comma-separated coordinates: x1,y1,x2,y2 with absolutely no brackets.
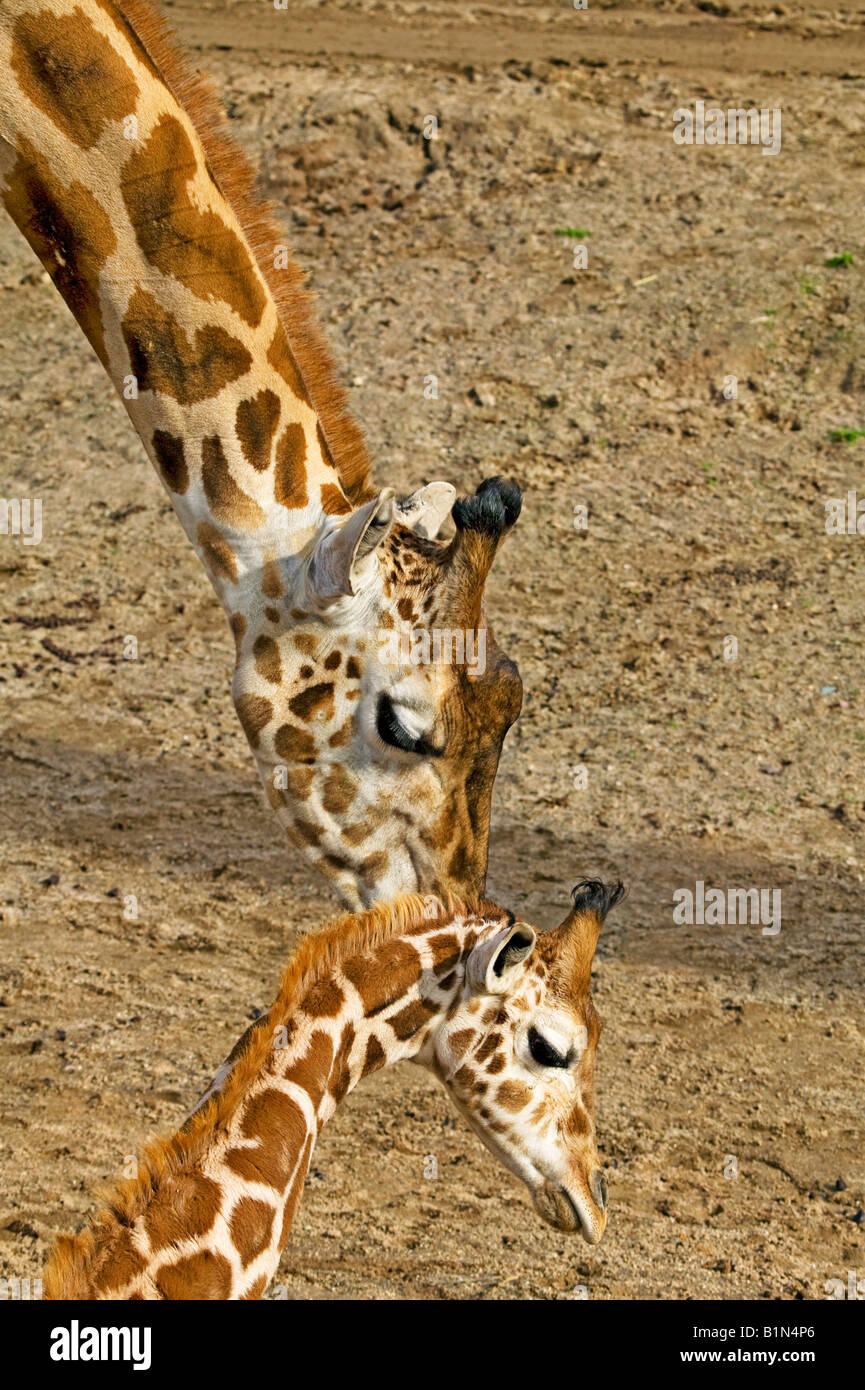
44,891,496,1297
111,0,373,505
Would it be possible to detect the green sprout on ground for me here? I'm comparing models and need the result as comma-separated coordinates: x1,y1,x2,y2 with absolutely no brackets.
700,460,718,486
554,227,590,238
825,252,854,267
800,272,819,295
828,427,865,444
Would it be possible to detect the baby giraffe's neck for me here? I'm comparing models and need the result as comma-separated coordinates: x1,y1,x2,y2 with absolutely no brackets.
45,897,505,1300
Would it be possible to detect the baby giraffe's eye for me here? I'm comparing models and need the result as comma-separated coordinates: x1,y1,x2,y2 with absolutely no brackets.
527,1026,568,1069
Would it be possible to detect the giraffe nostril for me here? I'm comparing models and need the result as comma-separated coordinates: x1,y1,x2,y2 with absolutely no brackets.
591,1170,608,1211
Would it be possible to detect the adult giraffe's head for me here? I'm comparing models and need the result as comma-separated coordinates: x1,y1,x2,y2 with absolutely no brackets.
0,0,523,909
429,879,625,1244
234,476,523,908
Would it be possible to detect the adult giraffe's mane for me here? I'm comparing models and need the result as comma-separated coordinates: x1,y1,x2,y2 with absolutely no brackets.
111,0,374,506
43,891,502,1298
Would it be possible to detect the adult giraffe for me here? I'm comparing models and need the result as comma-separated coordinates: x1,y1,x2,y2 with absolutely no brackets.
0,0,523,907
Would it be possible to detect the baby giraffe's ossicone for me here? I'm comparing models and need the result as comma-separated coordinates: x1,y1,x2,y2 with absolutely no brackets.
44,880,624,1300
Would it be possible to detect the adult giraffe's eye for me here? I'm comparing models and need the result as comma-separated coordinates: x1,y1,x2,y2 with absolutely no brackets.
376,693,424,753
528,1026,568,1069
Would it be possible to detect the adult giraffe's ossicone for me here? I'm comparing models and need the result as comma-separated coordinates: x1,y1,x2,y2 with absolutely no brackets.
44,879,625,1299
0,0,523,905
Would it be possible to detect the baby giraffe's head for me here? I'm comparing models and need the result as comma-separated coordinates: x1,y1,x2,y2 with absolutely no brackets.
430,879,625,1244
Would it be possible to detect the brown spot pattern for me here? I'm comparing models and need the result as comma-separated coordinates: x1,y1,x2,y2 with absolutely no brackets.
301,979,344,1018
328,720,354,749
267,324,311,405
476,1032,502,1064
329,1022,356,1102
292,818,323,848
12,10,139,150
236,388,280,471
2,143,116,365
152,429,188,494
241,1274,268,1300
197,521,238,582
144,1171,221,1253
566,1102,592,1137
230,612,247,651
320,483,351,515
389,998,434,1041
431,933,461,975
229,1197,274,1269
92,1226,146,1293
201,434,264,529
342,821,371,847
274,723,316,764
253,634,282,684
342,939,420,1016
289,682,334,723
121,115,265,327
447,1028,475,1061
278,1134,313,1251
283,1029,334,1110
225,1088,308,1190
92,0,162,81
235,693,273,750
156,1249,232,1301
283,767,314,800
362,1034,386,1077
321,765,357,816
496,1080,532,1112
122,288,251,405
360,851,389,882
261,560,283,599
274,423,308,510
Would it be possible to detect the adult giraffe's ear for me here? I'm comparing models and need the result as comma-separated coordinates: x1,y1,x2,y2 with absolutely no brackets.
467,922,537,995
308,488,395,600
396,481,456,539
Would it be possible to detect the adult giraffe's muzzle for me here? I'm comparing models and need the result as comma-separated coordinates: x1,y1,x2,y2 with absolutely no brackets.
533,1177,608,1244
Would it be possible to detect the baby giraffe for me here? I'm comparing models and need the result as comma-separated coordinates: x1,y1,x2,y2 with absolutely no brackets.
44,879,624,1299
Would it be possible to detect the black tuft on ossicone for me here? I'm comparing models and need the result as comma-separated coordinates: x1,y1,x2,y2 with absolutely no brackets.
452,476,522,535
570,878,627,922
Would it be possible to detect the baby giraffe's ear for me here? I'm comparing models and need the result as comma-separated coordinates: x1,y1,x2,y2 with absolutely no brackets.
308,489,396,600
467,922,537,995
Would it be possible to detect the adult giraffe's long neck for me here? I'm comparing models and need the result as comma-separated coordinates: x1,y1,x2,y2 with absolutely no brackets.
0,0,371,619
43,896,501,1300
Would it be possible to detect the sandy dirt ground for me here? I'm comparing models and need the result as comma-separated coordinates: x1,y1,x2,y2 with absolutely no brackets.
1,0,864,1300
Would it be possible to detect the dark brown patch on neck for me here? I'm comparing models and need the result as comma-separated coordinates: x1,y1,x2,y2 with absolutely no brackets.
236,388,281,472
12,9,139,150
121,114,266,328
122,288,251,405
